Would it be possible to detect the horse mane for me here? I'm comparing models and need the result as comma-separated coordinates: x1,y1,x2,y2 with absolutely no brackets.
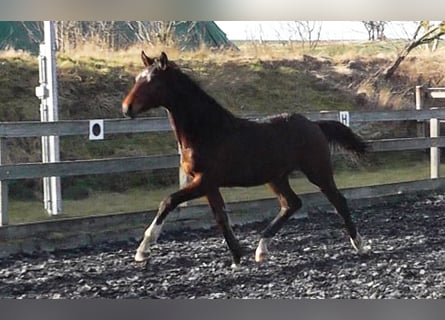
175,68,235,114
167,65,242,138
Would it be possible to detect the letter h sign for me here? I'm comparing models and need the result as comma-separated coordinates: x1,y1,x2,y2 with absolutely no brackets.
339,111,350,127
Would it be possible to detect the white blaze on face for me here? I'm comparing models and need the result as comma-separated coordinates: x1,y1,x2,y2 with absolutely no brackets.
135,69,151,82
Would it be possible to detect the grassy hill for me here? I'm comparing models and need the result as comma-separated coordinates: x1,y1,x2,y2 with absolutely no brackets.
2,41,444,160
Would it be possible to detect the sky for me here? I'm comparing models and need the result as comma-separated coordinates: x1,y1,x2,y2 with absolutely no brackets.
214,21,420,41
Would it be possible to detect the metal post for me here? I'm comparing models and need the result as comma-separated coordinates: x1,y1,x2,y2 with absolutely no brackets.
38,50,51,212
0,138,8,226
36,21,62,215
430,117,440,179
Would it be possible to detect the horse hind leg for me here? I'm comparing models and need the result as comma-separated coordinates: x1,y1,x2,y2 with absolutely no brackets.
255,178,302,263
323,183,366,253
206,189,245,269
301,164,367,254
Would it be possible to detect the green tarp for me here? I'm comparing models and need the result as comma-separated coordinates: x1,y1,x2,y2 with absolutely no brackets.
173,21,236,50
0,21,42,53
0,21,236,54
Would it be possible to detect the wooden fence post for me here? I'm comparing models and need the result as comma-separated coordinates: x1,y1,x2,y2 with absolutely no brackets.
0,138,9,226
178,144,187,189
430,117,440,179
415,85,424,110
178,143,189,207
415,85,425,138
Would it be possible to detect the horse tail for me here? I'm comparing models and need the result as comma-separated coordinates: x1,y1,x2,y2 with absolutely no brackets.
317,120,368,156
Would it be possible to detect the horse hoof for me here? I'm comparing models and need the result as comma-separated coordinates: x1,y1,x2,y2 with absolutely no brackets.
361,245,372,254
350,233,371,254
231,263,241,271
134,250,149,262
350,233,363,252
255,252,267,263
255,238,270,263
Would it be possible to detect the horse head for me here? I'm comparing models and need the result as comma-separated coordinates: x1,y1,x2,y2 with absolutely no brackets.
122,51,172,118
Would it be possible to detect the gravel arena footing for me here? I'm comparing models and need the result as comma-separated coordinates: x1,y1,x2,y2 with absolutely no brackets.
2,194,445,298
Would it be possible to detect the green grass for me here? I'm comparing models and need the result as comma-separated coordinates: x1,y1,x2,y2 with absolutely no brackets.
7,156,435,225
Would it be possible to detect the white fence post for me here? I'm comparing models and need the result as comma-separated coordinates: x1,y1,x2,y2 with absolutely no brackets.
415,85,425,138
178,143,189,206
415,85,424,110
178,147,188,189
0,138,8,226
36,21,62,215
430,117,440,179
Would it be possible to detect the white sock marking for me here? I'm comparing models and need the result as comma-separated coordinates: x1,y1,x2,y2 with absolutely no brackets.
255,238,271,262
135,219,164,262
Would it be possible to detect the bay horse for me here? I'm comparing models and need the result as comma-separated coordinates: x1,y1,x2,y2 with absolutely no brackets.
122,51,368,268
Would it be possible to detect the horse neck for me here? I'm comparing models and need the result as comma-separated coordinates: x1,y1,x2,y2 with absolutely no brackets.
164,78,236,148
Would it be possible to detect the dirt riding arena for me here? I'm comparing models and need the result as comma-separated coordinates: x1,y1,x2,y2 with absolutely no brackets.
1,193,445,299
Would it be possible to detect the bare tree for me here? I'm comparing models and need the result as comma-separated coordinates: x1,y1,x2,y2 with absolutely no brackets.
286,21,322,50
53,21,178,52
362,21,387,41
384,21,445,79
421,21,440,52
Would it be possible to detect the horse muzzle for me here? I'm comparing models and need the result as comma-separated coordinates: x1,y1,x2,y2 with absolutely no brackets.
122,103,136,119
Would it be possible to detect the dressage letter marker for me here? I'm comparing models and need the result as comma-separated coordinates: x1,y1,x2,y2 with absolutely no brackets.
339,111,350,127
89,120,104,140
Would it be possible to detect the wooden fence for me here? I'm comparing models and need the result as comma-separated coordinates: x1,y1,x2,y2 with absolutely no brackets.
1,108,445,226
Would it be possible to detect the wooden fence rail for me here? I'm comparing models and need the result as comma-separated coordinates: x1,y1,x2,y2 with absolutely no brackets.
1,108,444,226
2,108,445,139
0,155,179,180
0,118,172,138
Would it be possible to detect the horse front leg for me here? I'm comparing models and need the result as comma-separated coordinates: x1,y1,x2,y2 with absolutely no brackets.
134,176,206,262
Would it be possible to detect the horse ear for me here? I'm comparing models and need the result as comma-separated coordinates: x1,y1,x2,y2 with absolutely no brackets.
141,51,154,67
159,52,168,70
